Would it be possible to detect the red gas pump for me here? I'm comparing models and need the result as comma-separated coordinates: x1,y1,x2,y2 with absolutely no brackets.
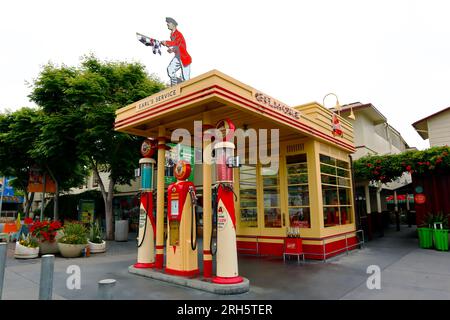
134,139,157,268
212,119,243,284
165,160,199,276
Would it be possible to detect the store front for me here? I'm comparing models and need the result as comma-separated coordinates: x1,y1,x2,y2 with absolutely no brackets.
115,70,359,260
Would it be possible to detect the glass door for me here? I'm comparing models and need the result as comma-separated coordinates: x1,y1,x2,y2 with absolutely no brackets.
238,165,258,232
286,154,311,229
260,164,285,236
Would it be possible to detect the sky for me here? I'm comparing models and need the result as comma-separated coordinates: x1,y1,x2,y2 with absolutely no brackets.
1,0,450,150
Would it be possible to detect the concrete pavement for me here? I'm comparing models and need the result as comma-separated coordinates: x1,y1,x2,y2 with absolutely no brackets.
1,225,449,300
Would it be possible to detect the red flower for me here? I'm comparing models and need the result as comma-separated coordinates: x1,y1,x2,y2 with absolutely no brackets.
406,165,412,171
367,163,373,168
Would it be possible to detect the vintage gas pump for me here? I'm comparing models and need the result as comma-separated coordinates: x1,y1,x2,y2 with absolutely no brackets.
134,139,157,268
212,119,243,284
165,160,199,276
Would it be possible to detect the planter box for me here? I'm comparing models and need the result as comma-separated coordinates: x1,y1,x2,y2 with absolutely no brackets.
58,242,87,258
38,240,59,255
37,231,64,255
417,228,433,249
14,242,39,259
115,220,129,242
434,229,449,251
88,240,106,253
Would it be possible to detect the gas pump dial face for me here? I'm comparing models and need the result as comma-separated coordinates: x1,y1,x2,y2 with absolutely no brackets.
174,160,191,181
141,139,156,158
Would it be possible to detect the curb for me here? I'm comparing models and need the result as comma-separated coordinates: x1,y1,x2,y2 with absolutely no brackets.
128,265,250,295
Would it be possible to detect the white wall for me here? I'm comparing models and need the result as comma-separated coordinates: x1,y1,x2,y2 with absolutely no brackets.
352,112,407,160
428,109,450,147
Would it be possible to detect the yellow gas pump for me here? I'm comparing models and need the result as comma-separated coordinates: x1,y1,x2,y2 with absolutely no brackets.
165,160,199,276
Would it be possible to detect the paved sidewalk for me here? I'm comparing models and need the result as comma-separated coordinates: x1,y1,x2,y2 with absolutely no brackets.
2,225,449,300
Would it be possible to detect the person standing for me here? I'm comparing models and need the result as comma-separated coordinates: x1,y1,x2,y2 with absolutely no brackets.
161,17,192,86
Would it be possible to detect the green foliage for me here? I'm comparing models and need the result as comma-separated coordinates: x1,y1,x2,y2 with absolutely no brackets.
0,108,44,192
354,146,450,183
424,212,449,229
89,221,104,244
59,222,88,245
19,234,39,248
43,190,104,221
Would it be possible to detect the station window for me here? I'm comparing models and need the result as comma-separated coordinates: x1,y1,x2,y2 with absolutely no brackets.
320,154,352,227
261,165,282,228
239,165,258,228
286,154,310,228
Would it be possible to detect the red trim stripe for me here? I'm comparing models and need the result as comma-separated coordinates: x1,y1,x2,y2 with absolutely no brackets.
237,230,357,241
165,268,199,277
114,85,355,152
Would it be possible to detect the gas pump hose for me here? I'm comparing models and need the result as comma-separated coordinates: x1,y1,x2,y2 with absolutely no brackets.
136,191,148,248
210,184,218,256
189,186,198,251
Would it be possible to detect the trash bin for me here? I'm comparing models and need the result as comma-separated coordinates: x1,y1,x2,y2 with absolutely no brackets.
114,220,129,242
433,229,449,251
417,228,433,249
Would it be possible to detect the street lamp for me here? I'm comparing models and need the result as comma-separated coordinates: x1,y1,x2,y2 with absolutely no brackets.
322,93,356,120
323,93,341,115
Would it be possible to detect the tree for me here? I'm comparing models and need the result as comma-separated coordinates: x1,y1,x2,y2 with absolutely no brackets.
29,55,165,239
0,108,43,216
0,107,86,219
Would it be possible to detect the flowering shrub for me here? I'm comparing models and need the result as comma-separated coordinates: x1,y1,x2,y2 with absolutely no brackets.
354,146,450,183
29,220,62,243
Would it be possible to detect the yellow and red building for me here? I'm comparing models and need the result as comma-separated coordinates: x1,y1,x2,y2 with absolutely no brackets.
114,70,360,261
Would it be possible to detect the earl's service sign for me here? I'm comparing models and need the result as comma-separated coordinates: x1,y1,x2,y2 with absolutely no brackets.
135,87,180,112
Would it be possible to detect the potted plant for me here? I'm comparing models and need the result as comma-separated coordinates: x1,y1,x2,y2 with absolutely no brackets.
29,220,63,255
14,234,39,259
57,222,88,258
88,221,106,253
425,212,449,251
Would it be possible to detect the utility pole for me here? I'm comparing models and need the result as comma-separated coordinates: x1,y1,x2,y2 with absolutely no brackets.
40,174,46,221
0,177,5,218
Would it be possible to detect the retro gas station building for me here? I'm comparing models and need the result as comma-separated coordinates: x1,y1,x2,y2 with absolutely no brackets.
115,70,360,271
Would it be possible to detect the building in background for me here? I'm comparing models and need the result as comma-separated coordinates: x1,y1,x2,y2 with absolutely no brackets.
336,102,414,240
0,176,24,217
412,106,450,147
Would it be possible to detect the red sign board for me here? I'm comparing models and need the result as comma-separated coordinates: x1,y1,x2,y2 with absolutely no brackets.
414,194,426,204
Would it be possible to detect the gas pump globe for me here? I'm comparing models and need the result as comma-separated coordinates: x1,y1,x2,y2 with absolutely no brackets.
139,158,155,191
214,142,235,184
